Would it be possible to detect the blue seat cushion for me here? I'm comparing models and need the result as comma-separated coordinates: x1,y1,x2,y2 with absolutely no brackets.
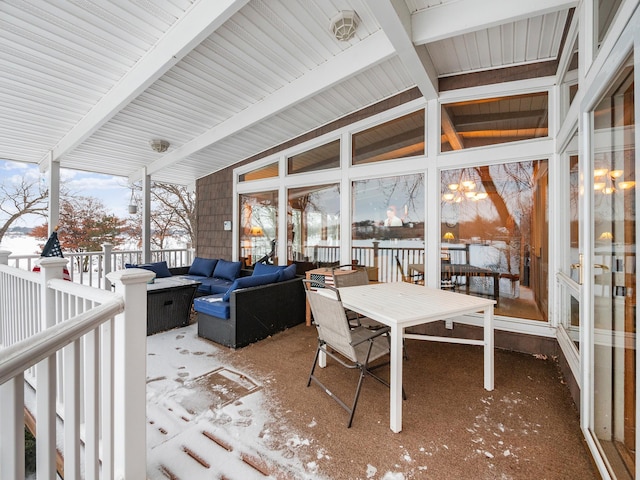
127,261,172,278
201,277,234,294
222,272,280,301
189,257,218,277
194,294,229,319
213,259,242,281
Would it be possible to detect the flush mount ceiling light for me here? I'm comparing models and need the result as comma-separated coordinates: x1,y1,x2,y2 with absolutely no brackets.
330,10,359,41
149,139,170,153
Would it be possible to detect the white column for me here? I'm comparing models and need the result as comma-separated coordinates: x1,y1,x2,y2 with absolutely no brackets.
0,375,25,480
141,169,151,263
47,157,60,234
106,268,154,480
102,243,114,290
36,257,67,479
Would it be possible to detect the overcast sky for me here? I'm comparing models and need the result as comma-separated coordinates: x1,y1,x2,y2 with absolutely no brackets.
0,159,132,229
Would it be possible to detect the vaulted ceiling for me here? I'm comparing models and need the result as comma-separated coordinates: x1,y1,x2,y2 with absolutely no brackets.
0,0,576,186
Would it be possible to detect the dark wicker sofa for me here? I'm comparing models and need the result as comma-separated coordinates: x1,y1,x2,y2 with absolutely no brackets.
193,275,305,348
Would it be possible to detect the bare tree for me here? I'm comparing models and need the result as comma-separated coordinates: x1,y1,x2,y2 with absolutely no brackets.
126,182,196,248
0,175,49,243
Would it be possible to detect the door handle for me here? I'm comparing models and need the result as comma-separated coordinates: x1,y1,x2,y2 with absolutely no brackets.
570,254,583,285
593,263,609,270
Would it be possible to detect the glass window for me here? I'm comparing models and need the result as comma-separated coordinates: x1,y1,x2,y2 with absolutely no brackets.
569,153,580,283
239,162,278,182
239,191,278,266
590,57,635,478
597,0,623,48
440,161,548,321
287,140,340,175
352,174,425,282
287,184,340,265
441,92,548,152
352,110,425,165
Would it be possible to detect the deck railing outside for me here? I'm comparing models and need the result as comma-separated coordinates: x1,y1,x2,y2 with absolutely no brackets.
0,251,153,479
8,244,194,289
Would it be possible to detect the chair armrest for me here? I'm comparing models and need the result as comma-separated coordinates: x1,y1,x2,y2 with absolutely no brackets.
350,326,390,347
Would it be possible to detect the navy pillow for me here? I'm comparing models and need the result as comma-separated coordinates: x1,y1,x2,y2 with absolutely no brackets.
189,257,218,277
279,264,297,281
222,272,280,301
138,261,172,278
213,259,242,281
253,262,284,277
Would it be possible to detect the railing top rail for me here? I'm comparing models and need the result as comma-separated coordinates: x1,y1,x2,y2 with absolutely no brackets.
48,277,119,303
0,299,124,385
0,263,40,281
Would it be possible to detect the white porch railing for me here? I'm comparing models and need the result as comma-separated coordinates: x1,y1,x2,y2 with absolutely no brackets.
8,244,194,289
0,250,155,480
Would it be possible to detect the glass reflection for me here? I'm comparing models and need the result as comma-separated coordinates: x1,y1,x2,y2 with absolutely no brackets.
287,184,340,265
239,191,278,266
352,174,425,282
441,161,548,321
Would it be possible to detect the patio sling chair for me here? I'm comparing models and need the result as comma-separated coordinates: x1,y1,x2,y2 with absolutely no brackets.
330,264,383,330
303,279,398,428
395,256,424,285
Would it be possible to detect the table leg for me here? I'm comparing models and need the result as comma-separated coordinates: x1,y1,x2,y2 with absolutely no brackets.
483,306,494,391
389,325,403,433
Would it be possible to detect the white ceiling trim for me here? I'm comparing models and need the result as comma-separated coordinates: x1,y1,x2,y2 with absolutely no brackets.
39,0,249,169
411,0,577,44
139,30,397,181
368,0,438,100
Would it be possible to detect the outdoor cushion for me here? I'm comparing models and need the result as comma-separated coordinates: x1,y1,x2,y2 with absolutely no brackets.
126,261,172,278
222,272,280,301
193,294,230,319
253,262,285,277
189,257,218,277
200,277,235,294
279,264,297,281
213,259,242,281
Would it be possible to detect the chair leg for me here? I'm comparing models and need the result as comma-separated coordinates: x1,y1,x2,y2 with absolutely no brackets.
347,368,366,428
307,343,322,387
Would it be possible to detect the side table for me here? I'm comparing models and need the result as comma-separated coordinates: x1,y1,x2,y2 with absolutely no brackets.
146,277,201,335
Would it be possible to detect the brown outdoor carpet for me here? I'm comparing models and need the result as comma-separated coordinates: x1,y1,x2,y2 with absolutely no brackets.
221,323,600,480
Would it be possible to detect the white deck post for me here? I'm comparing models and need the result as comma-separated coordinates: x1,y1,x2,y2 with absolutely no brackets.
36,257,67,479
107,268,154,480
0,249,10,348
102,243,114,290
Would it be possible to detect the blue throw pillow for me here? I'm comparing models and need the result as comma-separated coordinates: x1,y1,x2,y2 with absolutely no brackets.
213,259,242,281
253,262,284,277
279,264,297,281
189,257,218,277
222,272,280,301
138,261,172,278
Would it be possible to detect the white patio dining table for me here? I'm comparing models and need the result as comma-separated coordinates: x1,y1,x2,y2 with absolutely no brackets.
337,282,496,433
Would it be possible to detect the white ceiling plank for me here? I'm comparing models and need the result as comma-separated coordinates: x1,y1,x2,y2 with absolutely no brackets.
140,31,396,180
368,0,438,100
40,0,249,167
412,0,577,44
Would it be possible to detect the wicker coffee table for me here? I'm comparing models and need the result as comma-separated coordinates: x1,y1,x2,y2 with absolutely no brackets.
146,277,201,335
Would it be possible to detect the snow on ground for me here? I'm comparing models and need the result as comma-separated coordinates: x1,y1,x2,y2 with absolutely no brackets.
0,234,41,255
146,324,325,479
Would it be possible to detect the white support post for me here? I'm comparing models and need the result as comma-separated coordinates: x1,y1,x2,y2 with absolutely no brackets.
36,257,67,479
46,157,60,235
106,268,154,480
0,250,10,348
0,375,25,480
102,243,114,290
141,169,151,264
